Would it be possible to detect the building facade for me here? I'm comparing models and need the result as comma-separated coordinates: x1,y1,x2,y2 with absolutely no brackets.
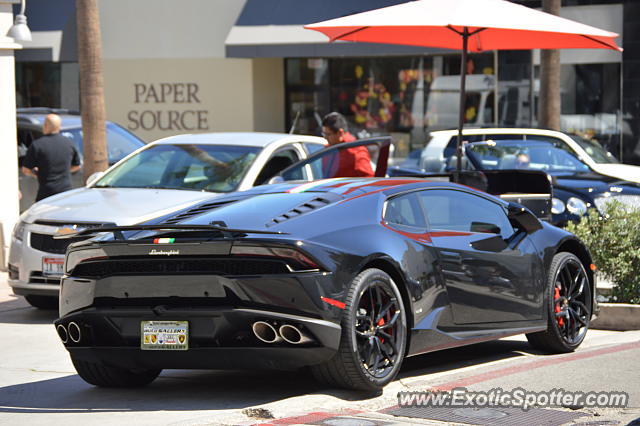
13,0,640,164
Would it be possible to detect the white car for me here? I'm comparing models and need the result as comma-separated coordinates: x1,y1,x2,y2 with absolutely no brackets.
8,132,327,308
421,128,640,183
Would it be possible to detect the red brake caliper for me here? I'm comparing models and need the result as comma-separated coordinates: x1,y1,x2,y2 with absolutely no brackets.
554,286,564,327
377,317,385,343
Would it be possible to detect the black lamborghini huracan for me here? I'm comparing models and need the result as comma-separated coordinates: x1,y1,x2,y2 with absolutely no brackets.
55,177,595,391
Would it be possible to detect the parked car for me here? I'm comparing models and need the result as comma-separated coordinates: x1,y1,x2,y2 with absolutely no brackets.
17,108,146,212
462,139,640,225
55,176,595,391
421,128,640,183
8,132,333,309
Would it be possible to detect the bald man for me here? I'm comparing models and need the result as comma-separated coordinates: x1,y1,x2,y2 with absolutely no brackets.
21,114,81,202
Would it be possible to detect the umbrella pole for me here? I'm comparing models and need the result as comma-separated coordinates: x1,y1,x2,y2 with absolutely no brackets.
455,28,469,183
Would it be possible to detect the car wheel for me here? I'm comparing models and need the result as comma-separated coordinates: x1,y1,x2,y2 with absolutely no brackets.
311,268,407,391
71,357,161,387
24,295,58,310
527,252,591,353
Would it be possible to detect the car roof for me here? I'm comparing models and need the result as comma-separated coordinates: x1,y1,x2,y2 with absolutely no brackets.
226,177,479,199
430,128,568,137
17,113,85,130
16,110,129,132
470,139,554,146
150,132,327,148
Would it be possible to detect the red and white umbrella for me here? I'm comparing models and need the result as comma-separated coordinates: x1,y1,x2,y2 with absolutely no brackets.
305,0,622,176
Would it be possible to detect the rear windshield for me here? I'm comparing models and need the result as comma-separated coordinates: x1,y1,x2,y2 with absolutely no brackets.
60,122,144,164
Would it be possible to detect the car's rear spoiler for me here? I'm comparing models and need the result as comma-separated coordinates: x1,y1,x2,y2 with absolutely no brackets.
53,224,288,240
390,168,552,222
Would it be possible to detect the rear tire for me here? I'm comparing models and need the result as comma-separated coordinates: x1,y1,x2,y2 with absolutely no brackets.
311,268,407,391
71,356,161,387
24,295,58,310
526,252,591,353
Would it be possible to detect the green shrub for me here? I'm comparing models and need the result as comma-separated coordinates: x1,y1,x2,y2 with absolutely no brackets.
565,201,640,304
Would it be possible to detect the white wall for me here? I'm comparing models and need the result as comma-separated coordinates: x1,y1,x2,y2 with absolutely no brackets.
0,2,22,268
99,0,285,141
99,0,246,60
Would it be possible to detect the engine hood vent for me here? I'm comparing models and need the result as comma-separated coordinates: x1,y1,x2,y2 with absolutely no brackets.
163,200,234,224
269,197,332,226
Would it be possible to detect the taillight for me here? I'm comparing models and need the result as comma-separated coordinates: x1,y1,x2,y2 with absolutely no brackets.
65,248,109,273
230,245,319,271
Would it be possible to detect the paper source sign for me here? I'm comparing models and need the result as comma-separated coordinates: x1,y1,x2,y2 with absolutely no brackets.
127,82,210,132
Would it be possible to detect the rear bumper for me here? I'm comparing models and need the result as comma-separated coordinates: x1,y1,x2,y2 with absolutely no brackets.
57,270,347,370
55,306,341,370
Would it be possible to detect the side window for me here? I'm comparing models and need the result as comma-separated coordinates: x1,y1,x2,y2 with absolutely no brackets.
384,193,426,229
254,148,300,186
417,190,514,239
304,142,325,156
17,129,34,166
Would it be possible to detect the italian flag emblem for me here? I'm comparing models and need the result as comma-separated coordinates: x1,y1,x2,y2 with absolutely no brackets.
153,238,175,244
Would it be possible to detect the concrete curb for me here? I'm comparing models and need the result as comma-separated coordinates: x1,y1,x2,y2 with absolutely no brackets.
591,303,640,331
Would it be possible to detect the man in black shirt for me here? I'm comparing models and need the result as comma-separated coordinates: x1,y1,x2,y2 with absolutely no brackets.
21,114,81,202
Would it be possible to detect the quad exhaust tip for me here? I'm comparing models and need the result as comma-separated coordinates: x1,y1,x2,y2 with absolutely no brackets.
252,321,282,344
68,322,82,343
56,324,68,344
279,324,312,345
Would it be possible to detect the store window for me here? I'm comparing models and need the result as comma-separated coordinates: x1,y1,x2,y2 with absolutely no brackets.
285,53,496,162
16,62,80,110
532,62,622,158
286,59,330,136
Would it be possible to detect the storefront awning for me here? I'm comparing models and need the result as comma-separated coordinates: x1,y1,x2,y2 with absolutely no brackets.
225,0,451,58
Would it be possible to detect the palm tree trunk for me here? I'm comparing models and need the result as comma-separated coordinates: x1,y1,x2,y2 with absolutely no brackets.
76,0,108,182
539,0,561,130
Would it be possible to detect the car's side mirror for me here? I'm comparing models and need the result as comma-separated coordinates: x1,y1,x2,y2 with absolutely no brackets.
267,175,284,185
86,171,104,186
507,202,543,234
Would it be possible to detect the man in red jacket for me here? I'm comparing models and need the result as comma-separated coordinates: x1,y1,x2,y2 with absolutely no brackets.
321,112,374,178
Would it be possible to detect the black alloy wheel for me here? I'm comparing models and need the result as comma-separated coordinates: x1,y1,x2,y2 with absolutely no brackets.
311,268,407,391
527,252,591,353
355,281,404,380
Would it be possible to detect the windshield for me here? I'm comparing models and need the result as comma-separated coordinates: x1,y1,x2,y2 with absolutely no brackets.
466,141,590,173
568,134,619,164
60,123,145,164
93,144,260,192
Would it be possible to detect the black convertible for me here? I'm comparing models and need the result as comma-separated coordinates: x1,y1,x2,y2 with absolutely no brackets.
55,176,595,391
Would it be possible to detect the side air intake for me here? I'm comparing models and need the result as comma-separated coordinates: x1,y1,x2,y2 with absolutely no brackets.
269,197,331,226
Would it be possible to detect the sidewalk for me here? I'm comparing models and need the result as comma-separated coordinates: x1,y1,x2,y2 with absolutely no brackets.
0,271,28,311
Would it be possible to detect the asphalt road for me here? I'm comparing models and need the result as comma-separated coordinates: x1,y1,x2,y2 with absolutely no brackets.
1,273,638,426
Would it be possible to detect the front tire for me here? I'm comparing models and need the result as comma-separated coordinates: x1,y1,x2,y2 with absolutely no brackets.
311,268,407,391
527,252,591,353
71,357,161,387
